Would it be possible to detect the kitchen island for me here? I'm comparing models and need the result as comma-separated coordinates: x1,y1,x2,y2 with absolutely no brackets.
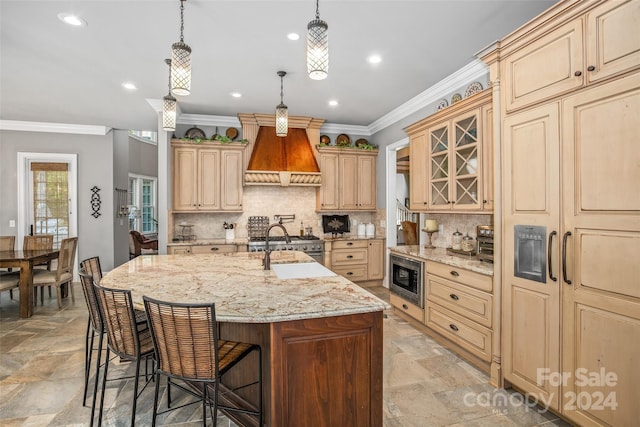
101,252,389,427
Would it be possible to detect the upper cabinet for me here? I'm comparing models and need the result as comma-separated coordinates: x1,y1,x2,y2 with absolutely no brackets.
406,89,492,213
316,147,378,211
171,140,247,212
501,0,639,112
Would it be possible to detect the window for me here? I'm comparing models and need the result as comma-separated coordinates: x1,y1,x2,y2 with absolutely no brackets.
31,162,70,248
128,174,157,234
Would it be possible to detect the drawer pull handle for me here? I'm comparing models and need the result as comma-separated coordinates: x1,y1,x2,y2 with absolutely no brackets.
450,270,460,277
346,255,354,259
449,324,459,332
346,272,353,276
347,242,353,246
402,304,409,309
562,231,572,285
548,231,557,282
449,293,459,301
211,247,219,251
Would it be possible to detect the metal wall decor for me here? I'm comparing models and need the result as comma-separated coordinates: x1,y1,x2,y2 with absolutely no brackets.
90,186,101,218
115,188,129,217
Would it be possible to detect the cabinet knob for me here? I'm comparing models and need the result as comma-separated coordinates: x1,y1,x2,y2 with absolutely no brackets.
449,293,459,301
347,272,353,276
574,70,582,76
449,324,459,332
402,304,409,310
483,199,487,204
211,247,219,251
347,242,353,246
587,65,595,72
450,270,460,277
347,255,353,259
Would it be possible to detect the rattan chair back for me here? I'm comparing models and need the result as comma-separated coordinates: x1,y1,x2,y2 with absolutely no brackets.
79,270,103,333
0,236,15,251
23,234,54,250
56,237,78,278
94,283,146,359
80,256,103,285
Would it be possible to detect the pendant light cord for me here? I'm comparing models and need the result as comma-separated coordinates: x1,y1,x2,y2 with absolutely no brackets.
280,75,284,104
179,0,185,42
315,0,320,19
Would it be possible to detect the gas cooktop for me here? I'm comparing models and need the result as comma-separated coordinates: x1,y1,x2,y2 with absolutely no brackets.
248,235,320,242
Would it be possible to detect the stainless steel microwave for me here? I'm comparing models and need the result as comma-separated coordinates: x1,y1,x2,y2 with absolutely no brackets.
390,254,424,307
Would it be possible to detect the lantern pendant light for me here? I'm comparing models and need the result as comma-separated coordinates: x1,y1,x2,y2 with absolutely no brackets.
163,59,177,132
307,0,329,80
275,71,288,137
171,0,192,96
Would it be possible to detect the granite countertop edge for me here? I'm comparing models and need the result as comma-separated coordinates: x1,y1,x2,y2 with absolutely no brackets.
389,245,494,276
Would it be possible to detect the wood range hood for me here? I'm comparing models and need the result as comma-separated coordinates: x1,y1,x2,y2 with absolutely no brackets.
238,113,324,186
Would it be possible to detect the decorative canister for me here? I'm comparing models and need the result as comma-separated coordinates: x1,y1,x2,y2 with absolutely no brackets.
452,229,463,250
365,223,375,237
462,233,475,252
357,223,366,237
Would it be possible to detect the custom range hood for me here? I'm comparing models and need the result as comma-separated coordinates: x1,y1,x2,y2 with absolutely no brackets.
238,113,324,186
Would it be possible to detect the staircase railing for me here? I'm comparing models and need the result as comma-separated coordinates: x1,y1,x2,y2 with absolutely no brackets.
396,199,417,225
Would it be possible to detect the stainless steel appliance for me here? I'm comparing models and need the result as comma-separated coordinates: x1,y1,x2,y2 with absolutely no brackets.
514,225,546,284
476,225,494,263
390,254,424,308
248,235,325,265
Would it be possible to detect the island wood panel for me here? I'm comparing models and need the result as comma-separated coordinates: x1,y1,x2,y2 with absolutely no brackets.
270,312,383,427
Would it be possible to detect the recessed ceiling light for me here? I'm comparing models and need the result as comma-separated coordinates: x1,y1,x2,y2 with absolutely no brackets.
57,13,87,27
230,92,242,98
122,82,137,90
328,100,339,107
367,55,382,64
287,33,300,41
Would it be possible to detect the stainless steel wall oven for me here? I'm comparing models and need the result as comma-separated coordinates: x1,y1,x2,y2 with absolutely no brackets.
390,254,424,308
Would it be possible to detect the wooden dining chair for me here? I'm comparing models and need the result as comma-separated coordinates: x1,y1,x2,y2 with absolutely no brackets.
0,236,17,299
143,296,263,427
32,236,77,308
24,234,54,301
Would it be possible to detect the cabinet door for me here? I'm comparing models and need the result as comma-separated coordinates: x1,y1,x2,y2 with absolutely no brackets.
339,154,358,210
220,149,243,211
357,155,376,210
451,109,482,210
198,149,220,211
502,103,561,411
409,131,429,210
367,240,384,280
482,105,494,211
502,19,583,112
173,147,198,211
561,74,640,426
427,122,451,209
586,0,640,83
317,152,339,211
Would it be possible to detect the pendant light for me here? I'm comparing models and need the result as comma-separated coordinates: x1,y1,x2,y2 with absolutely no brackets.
275,71,288,137
170,0,192,96
307,0,329,80
163,59,177,132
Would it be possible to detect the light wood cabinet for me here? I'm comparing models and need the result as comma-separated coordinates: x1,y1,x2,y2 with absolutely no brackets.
501,0,639,112
172,141,246,212
406,90,492,212
483,1,640,424
327,239,385,283
167,244,238,255
316,147,377,211
425,262,494,363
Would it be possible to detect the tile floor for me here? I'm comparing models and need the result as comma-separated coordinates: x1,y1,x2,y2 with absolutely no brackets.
0,284,572,426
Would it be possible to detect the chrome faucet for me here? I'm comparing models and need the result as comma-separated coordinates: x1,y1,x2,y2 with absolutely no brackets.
263,222,290,270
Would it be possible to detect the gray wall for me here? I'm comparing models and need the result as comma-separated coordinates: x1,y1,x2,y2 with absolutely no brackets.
0,129,116,270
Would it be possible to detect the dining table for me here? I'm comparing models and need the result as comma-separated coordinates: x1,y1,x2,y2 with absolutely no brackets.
0,249,60,318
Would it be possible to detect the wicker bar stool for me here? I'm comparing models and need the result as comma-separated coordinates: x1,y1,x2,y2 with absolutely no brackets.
143,296,263,427
93,283,154,427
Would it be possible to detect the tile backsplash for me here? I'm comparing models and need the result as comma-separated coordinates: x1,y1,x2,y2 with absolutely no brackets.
173,186,383,240
417,213,492,248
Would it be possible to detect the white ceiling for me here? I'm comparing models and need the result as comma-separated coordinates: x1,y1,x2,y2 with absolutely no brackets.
0,1,558,133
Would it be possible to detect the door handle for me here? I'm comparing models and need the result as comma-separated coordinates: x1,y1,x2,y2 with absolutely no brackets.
548,231,557,282
562,231,572,285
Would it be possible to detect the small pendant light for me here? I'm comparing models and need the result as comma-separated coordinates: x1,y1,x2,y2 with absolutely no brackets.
163,59,177,132
171,0,192,96
275,71,288,137
307,0,329,80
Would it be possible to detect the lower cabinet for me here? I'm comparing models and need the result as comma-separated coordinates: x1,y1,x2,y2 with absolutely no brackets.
327,239,385,283
168,244,238,255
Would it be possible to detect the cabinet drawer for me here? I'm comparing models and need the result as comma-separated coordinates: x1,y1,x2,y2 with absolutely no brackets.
426,275,492,327
168,246,191,255
425,302,492,362
426,261,492,293
332,265,368,282
390,293,424,322
331,248,367,265
331,240,368,250
190,245,236,254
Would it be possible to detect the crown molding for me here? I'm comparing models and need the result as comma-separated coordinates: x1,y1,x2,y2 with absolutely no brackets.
178,113,240,127
0,120,111,135
367,59,488,134
320,122,371,136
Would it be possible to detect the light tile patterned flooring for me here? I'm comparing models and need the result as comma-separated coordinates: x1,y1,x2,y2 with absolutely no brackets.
0,284,572,426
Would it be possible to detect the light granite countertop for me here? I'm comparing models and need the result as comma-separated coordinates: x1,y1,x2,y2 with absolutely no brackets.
101,251,390,323
167,238,249,246
389,246,494,276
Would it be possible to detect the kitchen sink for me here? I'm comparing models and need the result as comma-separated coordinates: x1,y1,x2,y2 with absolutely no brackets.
271,262,336,279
